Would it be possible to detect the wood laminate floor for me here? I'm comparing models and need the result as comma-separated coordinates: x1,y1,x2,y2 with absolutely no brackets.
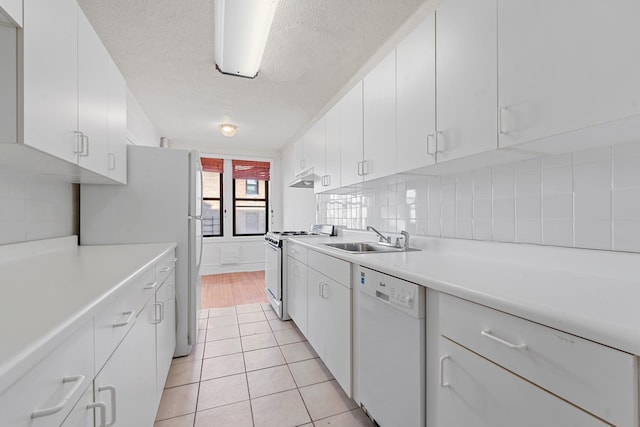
201,271,268,309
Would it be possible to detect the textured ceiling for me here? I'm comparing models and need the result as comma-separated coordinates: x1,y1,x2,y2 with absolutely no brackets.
77,0,436,156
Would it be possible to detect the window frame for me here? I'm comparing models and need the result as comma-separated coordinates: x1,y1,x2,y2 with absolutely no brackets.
232,178,269,237
202,171,224,237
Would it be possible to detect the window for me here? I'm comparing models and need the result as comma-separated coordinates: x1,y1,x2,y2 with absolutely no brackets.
232,160,270,236
201,157,223,237
245,179,259,195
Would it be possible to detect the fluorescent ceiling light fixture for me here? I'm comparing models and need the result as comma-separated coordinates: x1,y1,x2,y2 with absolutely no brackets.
214,0,279,79
220,123,237,137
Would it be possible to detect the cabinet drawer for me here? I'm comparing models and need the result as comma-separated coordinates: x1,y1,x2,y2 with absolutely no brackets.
439,293,637,426
0,321,93,427
307,250,350,287
287,241,307,263
155,251,177,285
94,266,155,371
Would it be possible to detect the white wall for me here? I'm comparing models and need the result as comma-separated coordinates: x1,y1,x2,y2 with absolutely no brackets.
280,142,316,230
126,90,161,147
315,139,640,253
0,169,75,245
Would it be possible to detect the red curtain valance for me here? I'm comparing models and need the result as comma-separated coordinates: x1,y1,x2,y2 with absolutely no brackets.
232,160,271,181
201,157,224,173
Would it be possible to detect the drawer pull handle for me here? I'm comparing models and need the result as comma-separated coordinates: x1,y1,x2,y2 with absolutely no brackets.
160,267,171,272
153,302,165,323
87,402,107,427
481,329,527,350
170,258,178,262
98,385,117,427
31,375,85,418
113,310,136,328
439,355,450,388
144,281,158,290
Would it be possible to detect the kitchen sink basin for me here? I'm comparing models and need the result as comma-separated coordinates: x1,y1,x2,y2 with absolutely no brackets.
323,242,420,254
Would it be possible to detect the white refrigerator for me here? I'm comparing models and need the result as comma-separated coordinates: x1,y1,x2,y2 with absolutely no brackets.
80,145,203,357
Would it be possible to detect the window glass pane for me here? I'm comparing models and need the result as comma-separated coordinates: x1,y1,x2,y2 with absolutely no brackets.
203,171,221,198
202,200,222,237
235,205,267,235
235,179,266,199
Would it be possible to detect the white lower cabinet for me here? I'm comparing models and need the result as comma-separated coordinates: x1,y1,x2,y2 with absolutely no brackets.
306,251,352,395
438,337,608,427
0,321,94,427
438,293,638,426
60,385,95,427
94,300,157,427
155,271,177,399
286,255,308,336
0,248,177,427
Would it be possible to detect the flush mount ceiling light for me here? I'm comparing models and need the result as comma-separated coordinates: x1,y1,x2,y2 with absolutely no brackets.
214,0,279,79
220,123,238,137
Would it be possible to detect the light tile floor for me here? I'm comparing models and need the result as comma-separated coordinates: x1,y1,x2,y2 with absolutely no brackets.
155,303,375,427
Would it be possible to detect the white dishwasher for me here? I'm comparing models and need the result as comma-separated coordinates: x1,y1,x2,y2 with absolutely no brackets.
357,266,426,427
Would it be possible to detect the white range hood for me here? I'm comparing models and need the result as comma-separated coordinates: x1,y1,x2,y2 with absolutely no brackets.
288,169,317,188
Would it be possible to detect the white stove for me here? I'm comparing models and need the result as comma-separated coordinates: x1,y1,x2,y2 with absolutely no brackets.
264,225,336,319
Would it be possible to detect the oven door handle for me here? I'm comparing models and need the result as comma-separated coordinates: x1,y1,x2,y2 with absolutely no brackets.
264,241,280,251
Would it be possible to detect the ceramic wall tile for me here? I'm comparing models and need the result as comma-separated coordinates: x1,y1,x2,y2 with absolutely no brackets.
314,140,640,253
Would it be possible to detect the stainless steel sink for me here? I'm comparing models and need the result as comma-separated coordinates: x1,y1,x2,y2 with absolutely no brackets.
323,242,420,254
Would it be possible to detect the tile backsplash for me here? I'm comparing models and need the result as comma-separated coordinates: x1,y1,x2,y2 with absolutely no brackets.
317,140,640,253
0,169,75,245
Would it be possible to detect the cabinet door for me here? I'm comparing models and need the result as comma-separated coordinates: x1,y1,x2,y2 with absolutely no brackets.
22,0,78,163
0,0,22,26
498,0,640,151
438,338,608,427
340,81,364,187
319,103,341,192
306,268,326,358
156,276,176,398
59,385,94,427
396,14,436,172
305,117,325,179
436,0,497,162
106,57,127,183
95,302,157,427
77,9,108,175
293,137,306,176
363,49,396,180
0,22,17,144
321,277,351,396
286,256,308,336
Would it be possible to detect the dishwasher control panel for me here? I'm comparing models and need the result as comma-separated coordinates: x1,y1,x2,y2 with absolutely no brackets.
358,266,425,317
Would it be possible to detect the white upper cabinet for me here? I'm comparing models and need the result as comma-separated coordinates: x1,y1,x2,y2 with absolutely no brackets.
22,0,78,164
340,81,364,187
305,117,325,177
106,56,128,183
435,0,498,163
2,0,126,182
0,23,17,144
322,103,341,192
497,0,640,153
396,14,436,172
0,0,22,26
363,49,397,180
293,137,306,176
77,8,108,176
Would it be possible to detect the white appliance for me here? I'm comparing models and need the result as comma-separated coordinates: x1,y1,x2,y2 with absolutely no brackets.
80,145,203,357
357,266,426,427
264,225,335,319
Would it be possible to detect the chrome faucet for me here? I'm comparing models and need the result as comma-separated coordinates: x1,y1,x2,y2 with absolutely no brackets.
400,230,410,250
366,225,392,245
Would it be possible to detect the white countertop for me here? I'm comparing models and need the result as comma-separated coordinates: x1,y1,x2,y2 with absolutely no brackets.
290,232,640,356
0,237,176,394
